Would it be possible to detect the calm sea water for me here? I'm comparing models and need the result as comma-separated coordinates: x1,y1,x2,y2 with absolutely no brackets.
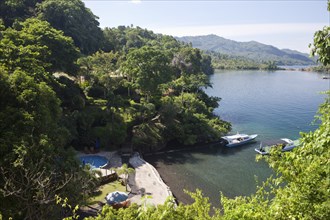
145,70,330,207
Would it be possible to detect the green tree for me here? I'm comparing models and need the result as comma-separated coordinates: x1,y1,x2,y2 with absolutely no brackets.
158,93,229,146
201,53,214,75
0,68,97,219
102,25,181,53
132,119,166,152
121,46,174,100
77,51,121,99
0,0,42,27
0,18,79,75
103,26,127,52
37,0,104,54
172,47,203,75
310,1,330,66
115,164,135,192
310,25,330,65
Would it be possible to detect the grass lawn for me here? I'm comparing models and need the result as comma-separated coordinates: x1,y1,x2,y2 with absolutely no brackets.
89,180,127,205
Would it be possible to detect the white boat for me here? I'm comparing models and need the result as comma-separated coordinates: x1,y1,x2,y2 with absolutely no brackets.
221,133,258,147
255,138,300,155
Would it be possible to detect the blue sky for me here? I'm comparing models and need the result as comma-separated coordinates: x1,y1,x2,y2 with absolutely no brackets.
83,0,329,53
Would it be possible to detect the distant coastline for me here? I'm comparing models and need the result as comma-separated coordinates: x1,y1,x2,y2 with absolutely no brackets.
300,65,330,73
213,65,329,73
278,65,329,73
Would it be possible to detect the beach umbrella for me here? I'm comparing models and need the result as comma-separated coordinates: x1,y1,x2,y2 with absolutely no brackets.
105,191,128,205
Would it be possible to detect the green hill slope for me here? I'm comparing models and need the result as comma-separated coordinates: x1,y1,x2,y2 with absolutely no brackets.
177,34,315,65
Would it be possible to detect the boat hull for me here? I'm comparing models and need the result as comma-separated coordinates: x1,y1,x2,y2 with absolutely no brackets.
254,148,269,155
224,134,258,147
255,139,300,155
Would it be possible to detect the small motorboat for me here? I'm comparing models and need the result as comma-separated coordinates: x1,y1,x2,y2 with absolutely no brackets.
255,138,300,155
221,133,258,147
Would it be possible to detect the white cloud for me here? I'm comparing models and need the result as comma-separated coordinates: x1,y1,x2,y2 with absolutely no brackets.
131,0,142,4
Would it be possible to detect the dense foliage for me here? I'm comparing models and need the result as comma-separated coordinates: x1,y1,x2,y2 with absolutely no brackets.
303,65,330,73
310,27,330,65
77,1,327,219
87,2,330,219
0,0,42,27
0,18,79,75
37,0,104,55
309,1,330,72
72,25,230,152
1,0,328,219
0,15,97,220
0,0,230,219
208,51,279,70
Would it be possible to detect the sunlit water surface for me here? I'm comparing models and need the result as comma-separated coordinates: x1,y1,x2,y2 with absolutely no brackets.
145,70,329,207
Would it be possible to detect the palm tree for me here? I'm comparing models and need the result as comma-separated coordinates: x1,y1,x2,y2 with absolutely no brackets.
115,163,135,191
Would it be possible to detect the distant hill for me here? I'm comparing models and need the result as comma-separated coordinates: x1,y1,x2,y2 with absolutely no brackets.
177,34,315,66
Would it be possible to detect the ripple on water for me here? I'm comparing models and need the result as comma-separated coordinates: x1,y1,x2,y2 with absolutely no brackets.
147,70,329,207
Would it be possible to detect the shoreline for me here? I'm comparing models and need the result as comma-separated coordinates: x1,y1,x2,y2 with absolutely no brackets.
128,153,176,206
143,141,227,206
144,154,201,206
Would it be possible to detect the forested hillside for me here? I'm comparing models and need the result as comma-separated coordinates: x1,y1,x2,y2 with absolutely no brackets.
89,4,330,219
206,51,278,70
0,1,230,218
0,0,329,219
178,34,316,66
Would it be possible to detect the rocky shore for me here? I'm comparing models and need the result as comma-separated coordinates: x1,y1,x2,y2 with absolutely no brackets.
128,153,175,206
144,155,197,205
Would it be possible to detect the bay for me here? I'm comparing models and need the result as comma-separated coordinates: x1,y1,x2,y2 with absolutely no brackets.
145,69,329,207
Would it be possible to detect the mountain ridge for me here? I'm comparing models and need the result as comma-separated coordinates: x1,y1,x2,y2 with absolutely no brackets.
177,34,315,65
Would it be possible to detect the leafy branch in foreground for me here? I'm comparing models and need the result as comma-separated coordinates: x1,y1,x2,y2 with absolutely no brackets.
310,1,330,66
55,195,80,220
